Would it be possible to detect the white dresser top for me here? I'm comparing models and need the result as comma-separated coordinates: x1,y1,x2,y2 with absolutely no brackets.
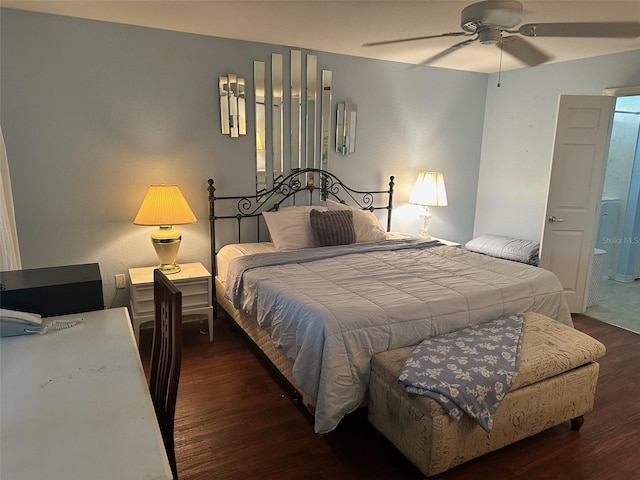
1,307,172,480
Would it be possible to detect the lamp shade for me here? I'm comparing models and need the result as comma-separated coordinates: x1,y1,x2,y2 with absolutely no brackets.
409,172,448,207
134,185,197,226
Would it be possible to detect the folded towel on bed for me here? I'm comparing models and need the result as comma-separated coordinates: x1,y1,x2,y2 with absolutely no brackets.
465,234,540,266
398,313,525,432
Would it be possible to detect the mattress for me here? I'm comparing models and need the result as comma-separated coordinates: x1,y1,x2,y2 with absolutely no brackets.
221,239,572,434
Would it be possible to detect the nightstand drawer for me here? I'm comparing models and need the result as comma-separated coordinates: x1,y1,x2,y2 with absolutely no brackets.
131,278,209,316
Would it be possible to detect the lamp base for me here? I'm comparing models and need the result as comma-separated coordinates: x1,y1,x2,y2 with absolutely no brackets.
150,226,182,275
418,206,433,240
156,262,181,274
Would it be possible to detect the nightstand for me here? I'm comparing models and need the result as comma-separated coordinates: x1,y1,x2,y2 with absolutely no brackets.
432,238,462,248
128,262,213,346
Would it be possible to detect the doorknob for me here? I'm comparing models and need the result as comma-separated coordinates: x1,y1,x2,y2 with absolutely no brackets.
548,216,565,223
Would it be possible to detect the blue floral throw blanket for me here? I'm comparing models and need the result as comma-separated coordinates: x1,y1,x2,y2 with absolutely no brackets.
398,313,525,432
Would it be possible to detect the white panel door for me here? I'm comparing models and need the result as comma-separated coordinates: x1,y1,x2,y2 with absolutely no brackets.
539,95,615,313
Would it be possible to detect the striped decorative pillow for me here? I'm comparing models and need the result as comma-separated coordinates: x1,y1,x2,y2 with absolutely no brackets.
325,199,387,242
309,209,356,247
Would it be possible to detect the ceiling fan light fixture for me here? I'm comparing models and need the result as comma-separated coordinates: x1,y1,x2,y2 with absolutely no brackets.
478,28,502,45
461,0,523,33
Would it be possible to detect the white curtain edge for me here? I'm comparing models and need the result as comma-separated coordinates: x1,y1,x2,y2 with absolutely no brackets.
0,125,22,271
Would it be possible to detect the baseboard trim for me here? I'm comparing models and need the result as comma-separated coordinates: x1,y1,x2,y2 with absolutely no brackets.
613,274,635,283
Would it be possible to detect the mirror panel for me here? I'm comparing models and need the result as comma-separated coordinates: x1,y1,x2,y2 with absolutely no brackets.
321,70,332,171
336,101,357,155
254,61,267,195
228,74,239,138
272,53,284,180
219,76,230,135
306,54,317,185
348,103,357,154
238,77,246,136
336,102,345,154
290,50,303,171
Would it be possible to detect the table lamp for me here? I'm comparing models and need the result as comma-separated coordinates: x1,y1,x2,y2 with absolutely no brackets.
409,172,448,239
134,184,197,274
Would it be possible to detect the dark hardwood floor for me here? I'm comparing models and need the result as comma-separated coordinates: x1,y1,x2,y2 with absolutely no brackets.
138,313,640,479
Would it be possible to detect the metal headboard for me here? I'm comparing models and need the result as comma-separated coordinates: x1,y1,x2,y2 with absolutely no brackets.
207,168,395,278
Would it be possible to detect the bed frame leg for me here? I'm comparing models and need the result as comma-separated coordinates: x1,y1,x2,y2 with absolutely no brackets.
570,416,584,431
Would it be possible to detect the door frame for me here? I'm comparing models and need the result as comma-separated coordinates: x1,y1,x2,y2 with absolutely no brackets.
603,86,640,283
540,95,615,313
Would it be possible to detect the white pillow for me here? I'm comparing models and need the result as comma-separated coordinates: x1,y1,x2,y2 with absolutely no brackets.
262,206,326,251
325,199,387,242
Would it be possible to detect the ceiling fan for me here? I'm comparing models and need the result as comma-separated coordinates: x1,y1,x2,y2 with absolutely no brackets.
363,0,640,67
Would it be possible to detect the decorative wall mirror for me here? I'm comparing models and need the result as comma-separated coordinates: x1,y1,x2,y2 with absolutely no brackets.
272,54,284,180
336,101,357,155
321,70,332,170
306,54,317,186
254,61,267,195
252,50,334,192
219,74,246,137
291,50,303,171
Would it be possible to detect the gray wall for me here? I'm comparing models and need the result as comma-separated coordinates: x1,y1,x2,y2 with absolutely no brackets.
475,49,640,242
0,9,487,307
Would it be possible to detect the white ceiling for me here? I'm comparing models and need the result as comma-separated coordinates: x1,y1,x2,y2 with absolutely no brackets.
3,0,640,73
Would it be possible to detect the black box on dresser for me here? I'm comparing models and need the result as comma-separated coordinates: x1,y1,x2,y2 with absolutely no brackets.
0,263,104,317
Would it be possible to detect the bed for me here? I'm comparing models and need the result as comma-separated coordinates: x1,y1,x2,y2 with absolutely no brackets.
208,168,572,434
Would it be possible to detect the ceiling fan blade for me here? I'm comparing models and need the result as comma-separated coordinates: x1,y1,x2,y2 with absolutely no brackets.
363,32,470,47
500,35,552,67
518,22,640,38
418,37,477,66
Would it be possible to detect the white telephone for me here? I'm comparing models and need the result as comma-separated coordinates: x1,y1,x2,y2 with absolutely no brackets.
0,308,84,337
0,308,42,337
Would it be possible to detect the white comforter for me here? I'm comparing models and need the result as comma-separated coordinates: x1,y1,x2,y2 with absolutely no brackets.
226,240,571,434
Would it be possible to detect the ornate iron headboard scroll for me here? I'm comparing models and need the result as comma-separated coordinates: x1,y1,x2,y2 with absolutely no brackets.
208,168,395,279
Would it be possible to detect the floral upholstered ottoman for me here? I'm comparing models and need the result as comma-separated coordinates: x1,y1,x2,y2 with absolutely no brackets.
368,312,605,477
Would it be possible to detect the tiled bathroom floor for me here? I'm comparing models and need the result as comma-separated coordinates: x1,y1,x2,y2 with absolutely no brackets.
586,279,640,334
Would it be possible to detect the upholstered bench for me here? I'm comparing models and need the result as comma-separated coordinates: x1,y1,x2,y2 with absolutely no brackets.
368,312,606,477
